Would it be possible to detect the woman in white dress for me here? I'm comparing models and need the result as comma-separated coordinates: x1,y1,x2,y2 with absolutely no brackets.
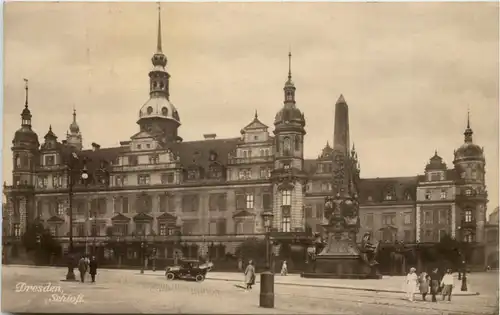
405,267,418,302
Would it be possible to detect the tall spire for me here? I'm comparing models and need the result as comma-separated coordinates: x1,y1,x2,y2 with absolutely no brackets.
24,78,28,108
157,2,162,53
464,107,473,143
288,50,292,80
283,50,296,104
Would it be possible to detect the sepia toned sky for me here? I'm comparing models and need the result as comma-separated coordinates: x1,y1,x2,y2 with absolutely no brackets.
3,2,499,213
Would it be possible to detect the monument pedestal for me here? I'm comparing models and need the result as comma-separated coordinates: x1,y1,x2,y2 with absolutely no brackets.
301,236,381,279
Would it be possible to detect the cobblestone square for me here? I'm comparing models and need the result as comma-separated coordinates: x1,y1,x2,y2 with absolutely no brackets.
2,266,498,315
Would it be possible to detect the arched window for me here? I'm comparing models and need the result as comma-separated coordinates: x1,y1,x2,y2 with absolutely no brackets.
147,106,153,115
283,137,291,155
260,149,264,157
161,107,168,116
286,91,293,101
15,155,21,168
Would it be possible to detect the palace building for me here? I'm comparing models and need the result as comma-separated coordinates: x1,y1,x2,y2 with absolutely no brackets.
3,9,494,269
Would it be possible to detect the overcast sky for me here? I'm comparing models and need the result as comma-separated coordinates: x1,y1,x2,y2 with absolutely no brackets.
3,2,499,213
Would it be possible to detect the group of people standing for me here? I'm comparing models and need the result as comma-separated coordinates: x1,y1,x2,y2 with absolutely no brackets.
405,267,456,302
78,255,98,283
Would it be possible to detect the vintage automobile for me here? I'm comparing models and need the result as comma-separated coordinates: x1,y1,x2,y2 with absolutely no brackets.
165,259,214,282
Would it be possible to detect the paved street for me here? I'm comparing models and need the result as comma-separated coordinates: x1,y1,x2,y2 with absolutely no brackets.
2,266,498,314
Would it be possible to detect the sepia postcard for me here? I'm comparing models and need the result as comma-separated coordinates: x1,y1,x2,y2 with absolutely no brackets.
1,2,499,314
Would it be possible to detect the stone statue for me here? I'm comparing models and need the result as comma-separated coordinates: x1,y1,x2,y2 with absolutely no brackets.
360,232,380,267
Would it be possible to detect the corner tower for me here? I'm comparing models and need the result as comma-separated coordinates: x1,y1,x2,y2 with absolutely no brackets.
137,3,182,144
453,110,487,243
271,52,307,232
66,109,83,151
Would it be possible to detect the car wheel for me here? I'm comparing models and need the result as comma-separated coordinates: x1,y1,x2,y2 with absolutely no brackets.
166,272,175,280
195,274,204,282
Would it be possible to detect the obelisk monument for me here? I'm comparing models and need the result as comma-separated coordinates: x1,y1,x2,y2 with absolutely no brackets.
302,95,380,279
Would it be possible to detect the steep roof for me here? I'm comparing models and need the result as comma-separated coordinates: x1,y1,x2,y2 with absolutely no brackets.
169,137,240,169
358,176,418,203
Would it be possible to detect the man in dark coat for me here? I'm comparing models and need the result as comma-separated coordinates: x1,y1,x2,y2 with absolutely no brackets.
89,256,98,283
429,267,441,302
78,256,88,283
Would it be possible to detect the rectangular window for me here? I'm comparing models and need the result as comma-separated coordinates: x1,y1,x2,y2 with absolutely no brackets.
37,176,48,189
315,203,323,218
425,191,431,200
122,197,129,213
464,210,473,222
281,190,292,206
366,213,374,227
91,223,98,236
440,190,447,200
430,173,441,181
424,211,433,224
403,213,412,225
216,220,227,235
262,193,272,210
182,195,199,212
259,167,267,179
382,214,396,225
76,224,85,237
137,174,150,185
44,155,55,166
49,226,57,237
168,196,175,213
52,175,62,188
13,224,21,237
425,230,433,242
236,194,246,210
114,224,128,236
281,216,291,232
159,195,168,212
245,193,254,209
182,221,197,235
98,198,107,215
115,175,127,187
438,209,448,224
57,201,66,216
305,205,313,219
128,156,138,166
159,224,167,236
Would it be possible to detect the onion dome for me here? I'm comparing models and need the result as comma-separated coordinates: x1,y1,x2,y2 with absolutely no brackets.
139,97,180,124
69,109,80,133
425,150,447,171
454,112,484,162
13,79,39,147
274,51,305,128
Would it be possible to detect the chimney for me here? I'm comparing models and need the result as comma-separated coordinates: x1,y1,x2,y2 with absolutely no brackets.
91,142,101,151
203,133,217,140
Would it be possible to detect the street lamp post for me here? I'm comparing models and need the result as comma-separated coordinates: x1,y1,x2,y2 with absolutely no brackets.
36,234,41,265
140,240,145,274
65,154,89,281
261,212,274,272
260,211,275,308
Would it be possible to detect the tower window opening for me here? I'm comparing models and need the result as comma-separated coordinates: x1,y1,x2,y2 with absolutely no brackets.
147,106,153,115
160,82,165,89
161,107,168,116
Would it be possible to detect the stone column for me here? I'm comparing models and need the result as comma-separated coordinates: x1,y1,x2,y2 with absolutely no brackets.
416,205,421,242
451,204,456,238
476,204,485,243
20,197,27,234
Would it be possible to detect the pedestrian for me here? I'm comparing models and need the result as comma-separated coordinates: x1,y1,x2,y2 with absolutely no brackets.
429,267,441,302
281,261,288,276
440,269,454,302
78,256,88,283
89,256,98,283
244,260,256,291
405,267,418,302
419,271,430,301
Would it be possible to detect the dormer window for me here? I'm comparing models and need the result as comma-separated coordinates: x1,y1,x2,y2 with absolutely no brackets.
404,191,412,201
44,155,55,166
283,163,291,170
208,165,222,179
137,144,142,150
